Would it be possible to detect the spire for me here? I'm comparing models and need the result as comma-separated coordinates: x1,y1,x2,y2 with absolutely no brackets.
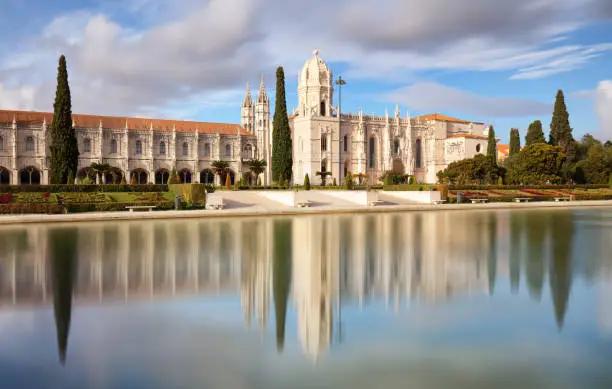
395,104,400,118
257,76,268,103
243,81,252,106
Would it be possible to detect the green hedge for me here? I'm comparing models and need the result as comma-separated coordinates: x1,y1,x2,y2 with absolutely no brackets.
0,184,169,193
383,184,437,191
449,184,609,190
0,201,175,214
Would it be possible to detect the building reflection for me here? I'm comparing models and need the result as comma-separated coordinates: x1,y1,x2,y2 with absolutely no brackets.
0,209,589,363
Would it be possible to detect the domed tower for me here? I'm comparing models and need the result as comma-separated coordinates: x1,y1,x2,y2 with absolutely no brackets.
298,49,334,117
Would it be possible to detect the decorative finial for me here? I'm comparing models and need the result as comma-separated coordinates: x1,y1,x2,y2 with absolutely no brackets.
313,49,319,57
125,120,129,130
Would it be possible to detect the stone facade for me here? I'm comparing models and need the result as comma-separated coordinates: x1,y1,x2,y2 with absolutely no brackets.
290,50,493,185
0,79,271,185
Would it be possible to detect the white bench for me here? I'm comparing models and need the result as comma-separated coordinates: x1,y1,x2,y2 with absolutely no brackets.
126,205,157,212
554,197,571,202
368,200,384,206
206,195,225,209
296,200,312,208
513,198,531,203
470,198,489,204
432,200,447,205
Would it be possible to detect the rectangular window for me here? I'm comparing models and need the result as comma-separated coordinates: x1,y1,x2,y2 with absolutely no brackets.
321,135,327,152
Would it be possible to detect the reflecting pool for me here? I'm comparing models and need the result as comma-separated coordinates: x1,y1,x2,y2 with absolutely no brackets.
1,208,612,388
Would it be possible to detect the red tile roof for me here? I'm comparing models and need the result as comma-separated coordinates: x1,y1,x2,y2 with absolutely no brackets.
413,113,482,124
497,144,510,156
447,133,488,140
0,110,250,136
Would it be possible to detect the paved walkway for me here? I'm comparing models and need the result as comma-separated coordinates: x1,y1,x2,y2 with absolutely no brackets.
1,196,611,225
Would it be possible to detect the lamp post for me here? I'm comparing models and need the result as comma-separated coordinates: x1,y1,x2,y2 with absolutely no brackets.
335,76,346,185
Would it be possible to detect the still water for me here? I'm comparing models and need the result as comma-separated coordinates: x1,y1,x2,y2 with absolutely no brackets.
0,208,612,388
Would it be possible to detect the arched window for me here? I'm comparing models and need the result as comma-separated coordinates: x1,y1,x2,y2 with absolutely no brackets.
416,139,422,168
111,139,118,154
159,141,166,155
343,135,348,152
26,136,34,152
182,142,189,156
393,138,400,155
204,143,211,157
0,136,4,152
321,135,327,152
135,140,142,155
225,144,232,157
243,144,253,159
84,138,91,153
369,137,375,169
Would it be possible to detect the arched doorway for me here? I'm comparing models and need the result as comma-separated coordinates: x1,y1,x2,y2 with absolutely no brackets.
131,169,148,184
0,167,10,185
77,167,96,183
392,159,404,173
155,169,170,185
104,167,123,184
19,166,41,185
178,169,192,184
200,169,214,184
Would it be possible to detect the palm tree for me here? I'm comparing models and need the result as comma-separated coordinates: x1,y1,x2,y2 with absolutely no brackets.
211,160,230,183
247,159,267,186
89,162,111,184
316,170,332,186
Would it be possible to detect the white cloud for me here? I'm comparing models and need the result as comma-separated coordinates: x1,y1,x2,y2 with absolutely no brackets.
384,82,552,118
0,83,37,110
595,80,612,140
0,0,610,119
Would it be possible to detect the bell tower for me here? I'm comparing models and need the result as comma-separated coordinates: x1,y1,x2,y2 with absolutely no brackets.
241,82,254,134
297,49,334,118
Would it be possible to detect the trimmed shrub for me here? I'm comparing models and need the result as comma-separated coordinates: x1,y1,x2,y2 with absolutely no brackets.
225,173,231,190
304,174,311,190
383,184,436,191
332,178,337,186
344,172,354,190
169,183,207,206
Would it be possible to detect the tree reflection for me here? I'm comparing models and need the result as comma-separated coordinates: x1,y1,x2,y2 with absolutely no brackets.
487,213,497,295
273,219,292,353
49,227,78,365
509,213,521,294
549,211,574,330
525,212,546,301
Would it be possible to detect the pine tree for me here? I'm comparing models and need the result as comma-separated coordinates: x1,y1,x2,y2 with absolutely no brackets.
549,89,576,161
272,66,293,183
525,120,546,145
487,125,497,160
49,55,79,184
509,128,521,155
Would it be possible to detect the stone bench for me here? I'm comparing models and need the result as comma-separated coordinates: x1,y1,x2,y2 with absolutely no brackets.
470,198,489,204
513,198,531,203
296,200,312,208
368,200,385,206
126,205,157,212
206,195,225,210
554,197,571,202
432,200,447,205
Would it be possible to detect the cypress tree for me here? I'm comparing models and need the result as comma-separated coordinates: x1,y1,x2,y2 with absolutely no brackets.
49,55,79,184
272,66,292,183
487,125,497,160
525,120,546,145
549,90,576,161
509,128,521,155
303,173,310,190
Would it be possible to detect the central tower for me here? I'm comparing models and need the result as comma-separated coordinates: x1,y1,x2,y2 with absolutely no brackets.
297,49,334,118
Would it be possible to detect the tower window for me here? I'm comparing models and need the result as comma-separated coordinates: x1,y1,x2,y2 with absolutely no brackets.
343,135,348,152
320,101,326,116
159,141,166,155
135,140,142,155
369,137,375,169
321,135,327,152
394,138,400,155
416,139,422,168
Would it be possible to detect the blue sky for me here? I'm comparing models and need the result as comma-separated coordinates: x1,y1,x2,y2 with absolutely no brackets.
0,0,611,143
